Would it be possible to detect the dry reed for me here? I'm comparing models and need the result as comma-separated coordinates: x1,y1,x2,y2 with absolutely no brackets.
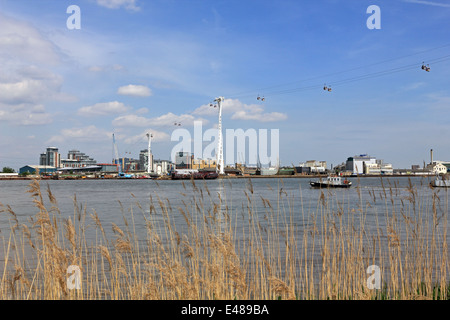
0,177,448,300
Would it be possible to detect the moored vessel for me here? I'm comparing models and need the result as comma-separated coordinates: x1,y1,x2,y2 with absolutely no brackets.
171,169,219,180
430,174,450,187
310,175,352,188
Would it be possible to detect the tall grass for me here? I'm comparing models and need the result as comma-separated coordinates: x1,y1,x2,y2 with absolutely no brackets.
0,177,448,300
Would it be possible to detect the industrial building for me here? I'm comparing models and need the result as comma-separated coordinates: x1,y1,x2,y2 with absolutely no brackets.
294,166,311,174
114,157,141,172
39,147,61,169
173,152,216,171
425,149,450,174
191,158,216,170
296,160,327,173
175,152,191,169
39,147,98,170
344,154,393,175
20,165,57,175
153,159,174,175
61,150,97,168
345,154,376,174
365,161,394,175
426,162,448,174
139,149,154,172
57,163,118,173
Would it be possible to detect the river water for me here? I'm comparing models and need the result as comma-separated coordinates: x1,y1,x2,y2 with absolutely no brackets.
0,175,445,234
0,176,446,235
0,175,448,295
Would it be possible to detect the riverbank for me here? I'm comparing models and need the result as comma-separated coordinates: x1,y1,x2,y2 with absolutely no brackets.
0,173,437,181
221,173,437,179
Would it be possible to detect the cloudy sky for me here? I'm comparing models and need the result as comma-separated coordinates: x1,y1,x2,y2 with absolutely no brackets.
0,0,449,169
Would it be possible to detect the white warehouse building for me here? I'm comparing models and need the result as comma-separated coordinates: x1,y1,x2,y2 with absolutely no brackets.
345,154,393,175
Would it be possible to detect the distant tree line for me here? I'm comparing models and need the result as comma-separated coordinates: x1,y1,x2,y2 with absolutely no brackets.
2,167,15,173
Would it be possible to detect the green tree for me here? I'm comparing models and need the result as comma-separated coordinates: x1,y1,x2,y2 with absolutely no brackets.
2,167,15,173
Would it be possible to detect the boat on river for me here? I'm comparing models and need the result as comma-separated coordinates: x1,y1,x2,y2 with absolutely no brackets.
430,174,450,187
171,169,218,180
310,175,352,188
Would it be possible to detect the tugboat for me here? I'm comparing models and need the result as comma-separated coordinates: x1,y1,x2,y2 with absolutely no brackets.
310,175,352,188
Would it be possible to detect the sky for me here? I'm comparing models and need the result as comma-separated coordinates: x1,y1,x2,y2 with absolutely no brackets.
0,0,449,170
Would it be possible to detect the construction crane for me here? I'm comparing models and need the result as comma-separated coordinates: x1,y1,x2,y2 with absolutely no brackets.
146,132,153,174
113,133,133,178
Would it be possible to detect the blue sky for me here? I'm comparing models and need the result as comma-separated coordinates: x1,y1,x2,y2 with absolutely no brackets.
0,0,449,170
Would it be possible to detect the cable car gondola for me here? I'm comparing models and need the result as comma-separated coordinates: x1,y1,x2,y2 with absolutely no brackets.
421,62,430,72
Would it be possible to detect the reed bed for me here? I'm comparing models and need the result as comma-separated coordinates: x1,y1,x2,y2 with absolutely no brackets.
0,177,448,300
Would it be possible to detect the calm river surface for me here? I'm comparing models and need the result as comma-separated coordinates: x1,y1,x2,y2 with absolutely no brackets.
0,175,448,292
0,175,447,239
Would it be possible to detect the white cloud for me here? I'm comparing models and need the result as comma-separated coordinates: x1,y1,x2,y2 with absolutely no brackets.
148,112,201,127
123,130,170,144
135,107,149,114
0,13,60,66
18,112,53,126
96,0,140,11
0,52,61,126
0,74,63,105
112,112,206,127
78,101,131,116
89,64,125,73
192,98,287,122
48,125,112,144
117,84,152,97
112,114,152,127
0,104,53,126
191,103,219,117
0,14,76,127
193,99,262,116
231,110,288,122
